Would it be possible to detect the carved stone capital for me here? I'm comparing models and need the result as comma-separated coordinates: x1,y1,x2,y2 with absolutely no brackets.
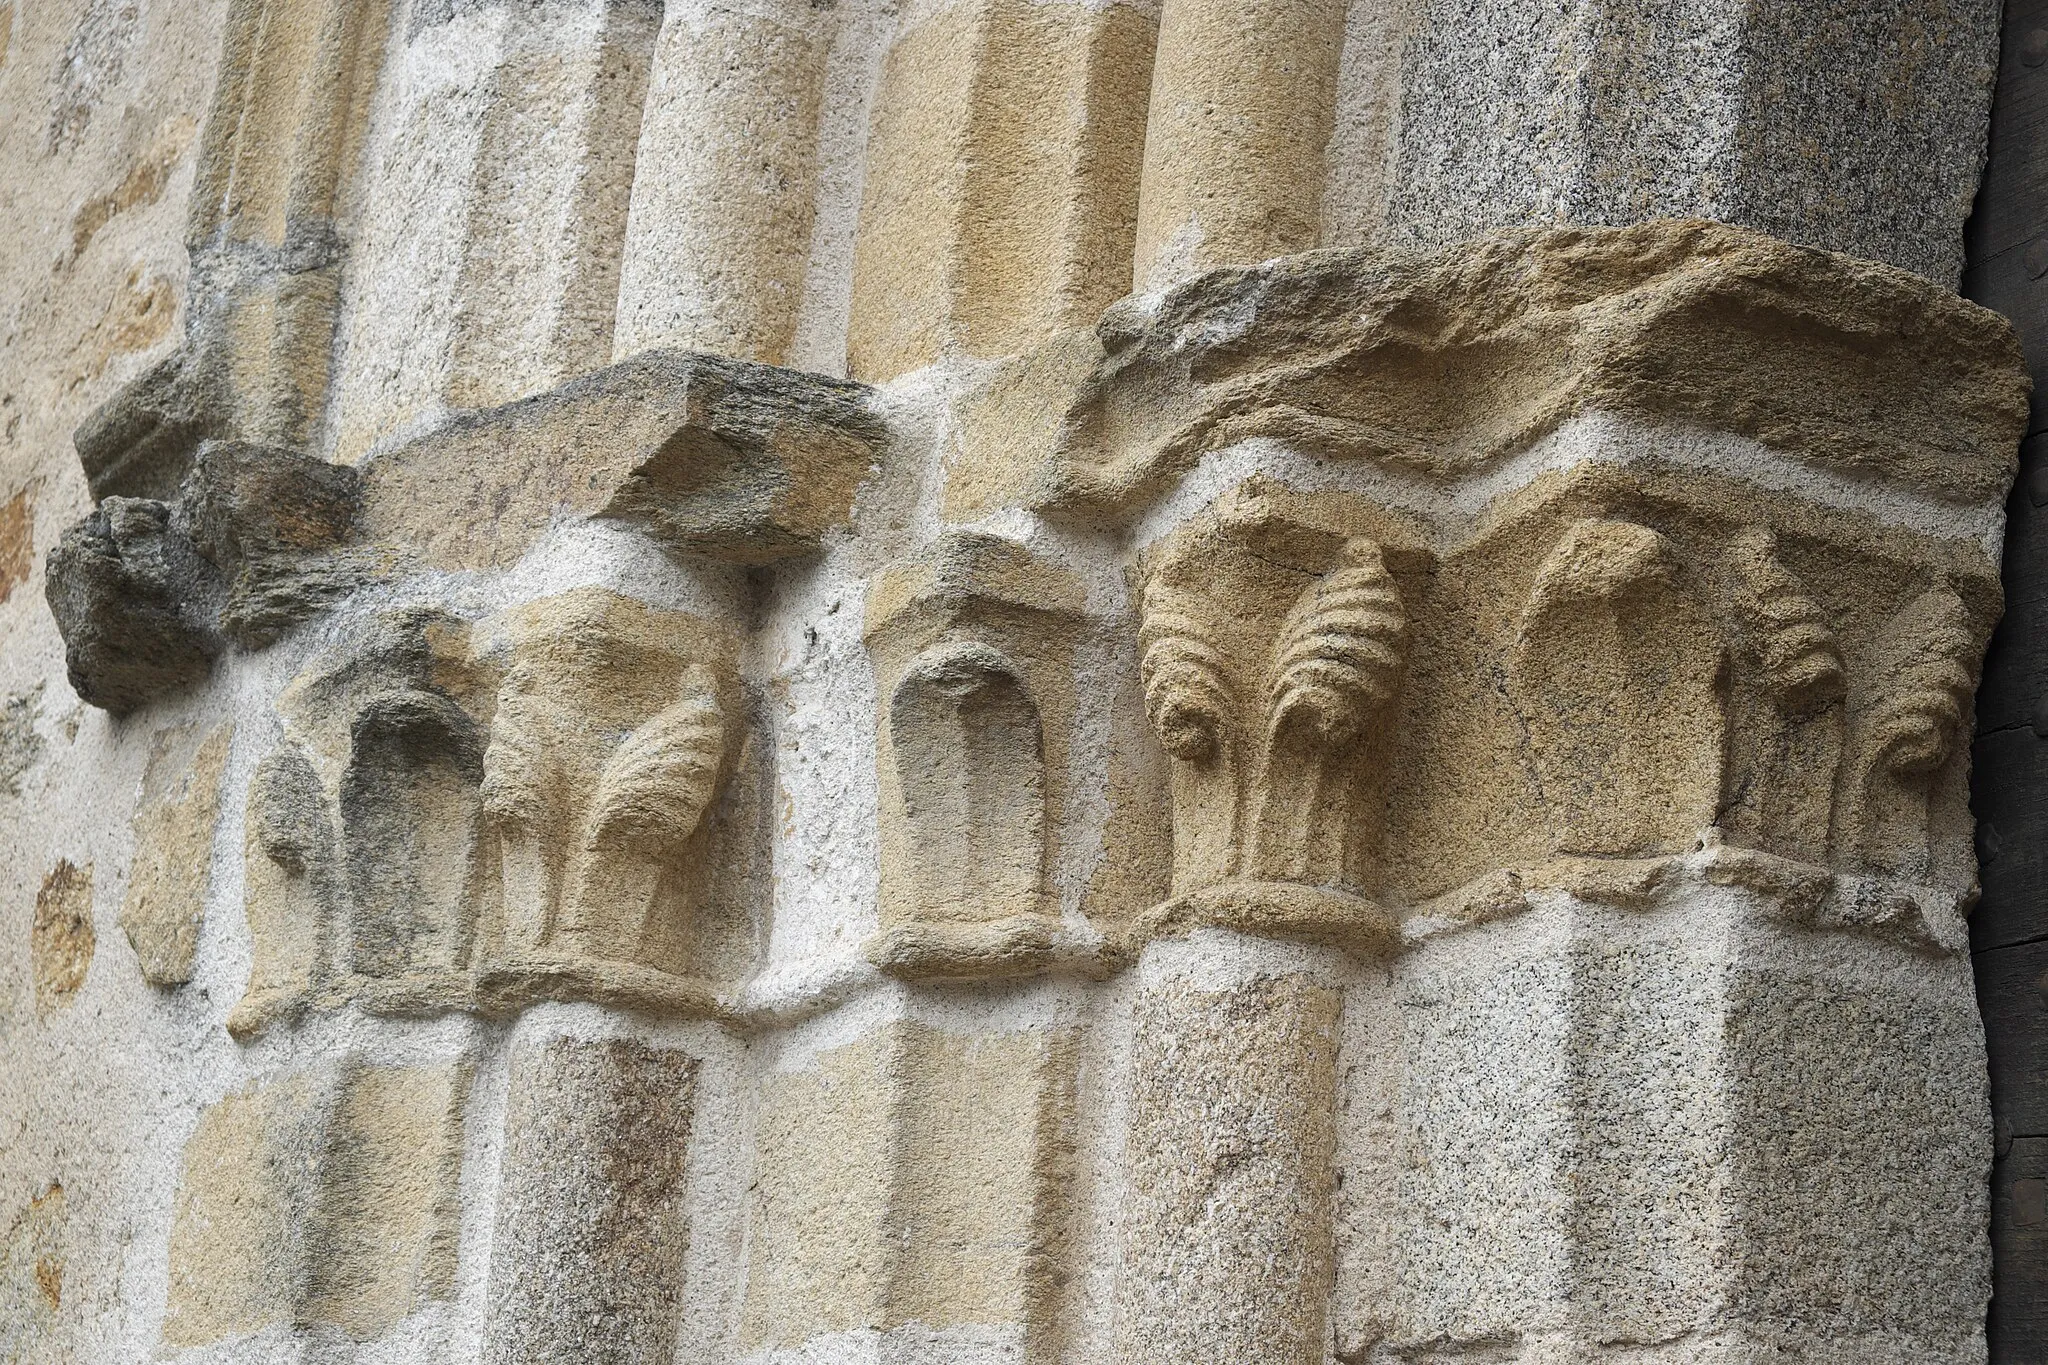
1098,227,2022,1364
231,589,753,1036
862,532,1106,981
1135,478,1429,953
475,587,745,1004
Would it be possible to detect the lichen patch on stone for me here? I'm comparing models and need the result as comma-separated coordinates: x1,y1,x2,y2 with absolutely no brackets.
31,861,93,1016
0,684,44,799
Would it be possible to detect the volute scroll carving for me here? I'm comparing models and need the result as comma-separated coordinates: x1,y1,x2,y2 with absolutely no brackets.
1114,469,1997,958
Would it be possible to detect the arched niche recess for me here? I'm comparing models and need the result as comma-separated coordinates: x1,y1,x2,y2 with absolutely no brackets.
340,689,485,981
887,642,1047,927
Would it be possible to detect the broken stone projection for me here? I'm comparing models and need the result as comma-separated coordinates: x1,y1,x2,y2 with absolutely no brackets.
0,0,2027,1362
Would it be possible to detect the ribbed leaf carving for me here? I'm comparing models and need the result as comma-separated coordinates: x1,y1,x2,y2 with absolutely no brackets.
1731,530,1844,706
1868,588,1975,778
1140,602,1237,762
479,678,557,829
583,689,727,853
1265,539,1406,748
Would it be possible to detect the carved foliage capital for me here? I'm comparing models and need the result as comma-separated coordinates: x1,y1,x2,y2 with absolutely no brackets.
1132,469,1993,958
1137,481,1427,941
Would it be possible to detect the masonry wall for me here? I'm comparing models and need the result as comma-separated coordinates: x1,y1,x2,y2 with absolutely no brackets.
0,3,2026,1363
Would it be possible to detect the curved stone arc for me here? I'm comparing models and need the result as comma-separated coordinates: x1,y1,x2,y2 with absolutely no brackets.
886,639,1048,927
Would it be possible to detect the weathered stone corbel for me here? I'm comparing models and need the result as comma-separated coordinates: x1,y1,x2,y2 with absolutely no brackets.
73,348,233,503
45,497,225,715
179,441,364,647
471,588,749,1017
45,441,361,713
52,352,886,718
863,533,1102,981
359,349,889,571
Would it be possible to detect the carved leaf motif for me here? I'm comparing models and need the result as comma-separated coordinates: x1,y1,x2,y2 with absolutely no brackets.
1527,516,1674,603
1140,596,1237,763
1510,519,1726,857
1869,588,1975,778
583,689,726,854
1730,530,1844,706
479,673,558,829
1266,538,1406,748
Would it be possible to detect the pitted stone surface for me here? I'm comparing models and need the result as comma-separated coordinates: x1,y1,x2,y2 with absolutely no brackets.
484,1036,697,1365
29,861,92,1015
0,6,2023,1362
1379,0,2001,284
1116,955,1343,1365
119,721,230,987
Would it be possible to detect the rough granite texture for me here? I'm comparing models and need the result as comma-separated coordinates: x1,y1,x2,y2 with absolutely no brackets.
1378,0,2002,285
0,3,2024,1363
484,1035,697,1365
